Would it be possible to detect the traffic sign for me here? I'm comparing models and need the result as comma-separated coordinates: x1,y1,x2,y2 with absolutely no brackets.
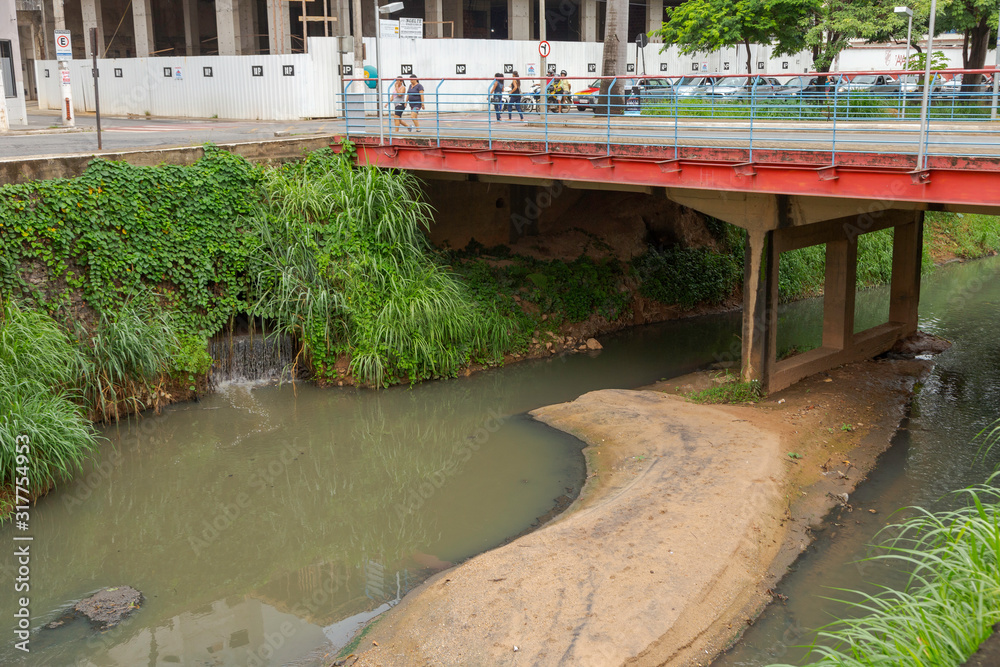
538,40,551,58
55,30,72,60
635,33,649,48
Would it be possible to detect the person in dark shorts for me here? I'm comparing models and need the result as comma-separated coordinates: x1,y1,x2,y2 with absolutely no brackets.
506,71,524,120
407,74,425,132
385,76,411,132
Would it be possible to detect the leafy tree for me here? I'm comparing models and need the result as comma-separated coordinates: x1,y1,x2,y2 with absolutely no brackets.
654,0,818,74
806,0,920,72
936,0,998,91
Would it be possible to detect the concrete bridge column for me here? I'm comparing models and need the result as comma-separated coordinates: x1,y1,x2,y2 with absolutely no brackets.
81,0,104,58
740,229,777,386
581,0,597,42
889,215,923,335
132,0,154,57
508,0,530,40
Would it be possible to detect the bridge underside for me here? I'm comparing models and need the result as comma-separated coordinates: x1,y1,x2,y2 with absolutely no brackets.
340,137,964,394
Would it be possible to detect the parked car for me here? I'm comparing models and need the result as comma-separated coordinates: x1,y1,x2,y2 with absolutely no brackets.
570,79,602,111
674,76,716,98
702,75,783,98
938,73,992,99
577,77,675,111
772,75,835,99
837,74,892,93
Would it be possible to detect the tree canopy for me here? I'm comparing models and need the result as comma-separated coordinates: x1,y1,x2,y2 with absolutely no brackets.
654,0,819,74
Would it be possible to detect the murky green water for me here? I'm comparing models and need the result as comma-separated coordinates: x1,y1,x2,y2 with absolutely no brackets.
0,305,748,666
714,255,1000,667
5,255,997,666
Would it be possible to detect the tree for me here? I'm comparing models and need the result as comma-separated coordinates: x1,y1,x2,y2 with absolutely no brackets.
654,0,817,75
806,0,921,72
596,0,628,115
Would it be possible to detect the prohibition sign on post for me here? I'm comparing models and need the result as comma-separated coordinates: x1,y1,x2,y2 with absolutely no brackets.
538,41,551,58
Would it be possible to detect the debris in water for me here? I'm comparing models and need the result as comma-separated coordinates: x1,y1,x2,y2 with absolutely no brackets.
73,585,143,630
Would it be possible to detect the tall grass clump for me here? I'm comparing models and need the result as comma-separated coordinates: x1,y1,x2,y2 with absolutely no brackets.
772,469,1000,667
248,147,518,387
0,300,96,496
74,293,181,420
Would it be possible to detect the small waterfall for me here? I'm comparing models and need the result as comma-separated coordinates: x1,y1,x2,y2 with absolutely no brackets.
208,332,296,385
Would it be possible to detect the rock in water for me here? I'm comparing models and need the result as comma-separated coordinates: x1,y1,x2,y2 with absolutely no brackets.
586,338,603,351
74,586,143,629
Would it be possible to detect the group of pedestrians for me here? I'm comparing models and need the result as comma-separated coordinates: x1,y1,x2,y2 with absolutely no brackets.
488,73,525,121
383,69,572,129
386,74,425,132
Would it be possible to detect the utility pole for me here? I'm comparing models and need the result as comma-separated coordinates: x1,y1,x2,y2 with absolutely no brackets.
916,0,937,171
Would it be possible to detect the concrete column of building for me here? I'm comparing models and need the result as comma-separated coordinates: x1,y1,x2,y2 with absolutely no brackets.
821,239,859,351
888,212,924,335
132,0,155,57
183,0,201,55
267,0,292,53
581,0,597,42
216,0,241,55
51,0,66,29
646,0,663,41
239,0,257,54
81,0,105,58
443,0,463,38
426,0,445,38
740,228,777,385
336,0,350,35
507,0,530,40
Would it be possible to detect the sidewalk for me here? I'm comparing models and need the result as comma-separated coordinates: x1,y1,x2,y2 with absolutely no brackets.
5,101,93,135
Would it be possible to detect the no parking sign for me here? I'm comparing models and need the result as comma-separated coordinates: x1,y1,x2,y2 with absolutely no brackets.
54,31,72,60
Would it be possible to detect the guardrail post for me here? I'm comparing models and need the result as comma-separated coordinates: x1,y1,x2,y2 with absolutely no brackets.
749,78,756,162
606,77,616,156
831,76,840,165
435,79,443,147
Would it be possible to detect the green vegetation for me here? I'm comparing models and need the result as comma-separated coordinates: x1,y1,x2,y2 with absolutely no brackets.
772,471,1000,667
247,149,516,386
687,375,764,404
0,301,97,499
450,245,631,327
924,211,1000,262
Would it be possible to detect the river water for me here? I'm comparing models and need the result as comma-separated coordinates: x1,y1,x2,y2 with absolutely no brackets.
715,254,1000,667
3,256,997,666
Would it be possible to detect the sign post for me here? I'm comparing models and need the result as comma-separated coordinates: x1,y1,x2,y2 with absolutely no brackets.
54,30,75,127
90,28,102,149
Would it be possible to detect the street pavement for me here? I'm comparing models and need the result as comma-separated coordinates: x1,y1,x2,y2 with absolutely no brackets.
1,104,345,159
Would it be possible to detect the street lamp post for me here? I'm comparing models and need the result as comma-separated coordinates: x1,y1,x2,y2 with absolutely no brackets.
894,6,914,71
894,6,913,115
916,0,937,171
376,0,405,145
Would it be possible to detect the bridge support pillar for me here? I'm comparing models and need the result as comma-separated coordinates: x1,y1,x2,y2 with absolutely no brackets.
740,229,777,387
741,209,924,394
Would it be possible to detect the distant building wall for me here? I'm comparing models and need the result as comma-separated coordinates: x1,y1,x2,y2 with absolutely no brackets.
2,1,29,125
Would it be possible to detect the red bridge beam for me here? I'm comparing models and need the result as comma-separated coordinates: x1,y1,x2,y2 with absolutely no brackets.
337,137,1000,211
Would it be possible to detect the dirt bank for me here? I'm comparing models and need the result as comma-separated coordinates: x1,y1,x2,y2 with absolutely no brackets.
347,355,930,667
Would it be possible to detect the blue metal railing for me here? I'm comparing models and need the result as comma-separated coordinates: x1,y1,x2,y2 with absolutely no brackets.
341,69,1000,166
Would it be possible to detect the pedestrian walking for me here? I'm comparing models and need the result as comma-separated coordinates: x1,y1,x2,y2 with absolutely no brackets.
407,74,425,132
385,76,411,132
489,73,505,121
506,72,524,120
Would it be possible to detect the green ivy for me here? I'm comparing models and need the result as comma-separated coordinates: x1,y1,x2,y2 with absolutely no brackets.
0,145,261,339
